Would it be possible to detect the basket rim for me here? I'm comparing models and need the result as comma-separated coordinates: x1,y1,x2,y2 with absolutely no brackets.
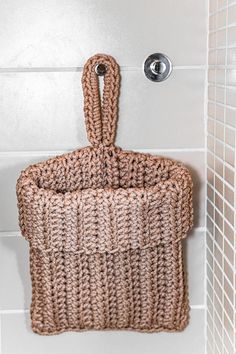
18,175,187,198
17,146,192,198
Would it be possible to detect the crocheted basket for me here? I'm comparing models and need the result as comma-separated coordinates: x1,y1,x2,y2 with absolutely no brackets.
16,54,193,335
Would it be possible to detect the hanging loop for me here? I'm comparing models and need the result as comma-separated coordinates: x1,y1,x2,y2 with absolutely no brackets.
82,54,120,147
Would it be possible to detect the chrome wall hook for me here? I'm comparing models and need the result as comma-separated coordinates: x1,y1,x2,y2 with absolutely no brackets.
144,53,172,82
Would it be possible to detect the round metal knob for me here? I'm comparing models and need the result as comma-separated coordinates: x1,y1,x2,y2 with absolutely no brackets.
144,53,172,82
95,63,107,76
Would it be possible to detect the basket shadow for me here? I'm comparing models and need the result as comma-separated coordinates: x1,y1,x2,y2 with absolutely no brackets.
179,161,202,228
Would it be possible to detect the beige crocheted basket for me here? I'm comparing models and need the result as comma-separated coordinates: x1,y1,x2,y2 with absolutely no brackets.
16,54,193,335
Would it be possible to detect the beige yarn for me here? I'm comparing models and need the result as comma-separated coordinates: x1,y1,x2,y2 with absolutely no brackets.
16,54,193,335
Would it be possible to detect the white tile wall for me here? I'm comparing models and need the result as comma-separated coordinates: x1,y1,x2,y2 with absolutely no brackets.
0,0,206,67
0,70,205,151
1,311,205,354
207,1,236,353
0,0,207,353
0,237,30,311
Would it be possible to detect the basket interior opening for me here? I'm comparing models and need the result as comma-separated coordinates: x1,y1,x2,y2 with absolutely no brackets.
32,150,180,193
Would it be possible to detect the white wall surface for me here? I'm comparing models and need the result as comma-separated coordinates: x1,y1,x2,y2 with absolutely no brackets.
0,1,207,353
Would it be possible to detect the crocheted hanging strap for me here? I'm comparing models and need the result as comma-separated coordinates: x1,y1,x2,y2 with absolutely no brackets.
82,54,120,147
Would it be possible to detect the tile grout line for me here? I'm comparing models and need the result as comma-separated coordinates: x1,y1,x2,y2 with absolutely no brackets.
0,310,30,315
208,64,236,68
231,0,236,349
209,42,236,49
212,292,235,348
207,262,233,312
209,82,236,90
207,246,235,308
204,1,210,353
211,1,216,351
207,182,235,221
208,98,236,112
209,21,236,34
0,65,206,73
231,0,236,342
208,150,235,185
222,4,230,351
208,120,236,134
207,210,235,274
210,0,236,15
208,151,235,175
208,130,236,150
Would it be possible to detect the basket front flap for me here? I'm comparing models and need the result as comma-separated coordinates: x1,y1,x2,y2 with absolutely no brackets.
20,183,192,253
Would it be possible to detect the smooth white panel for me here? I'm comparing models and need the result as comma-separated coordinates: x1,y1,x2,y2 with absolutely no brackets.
0,72,87,151
0,70,205,151
1,310,205,354
0,237,30,310
0,0,206,67
0,151,205,232
117,70,205,149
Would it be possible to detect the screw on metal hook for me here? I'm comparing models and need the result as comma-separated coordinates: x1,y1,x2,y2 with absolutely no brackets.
95,63,107,76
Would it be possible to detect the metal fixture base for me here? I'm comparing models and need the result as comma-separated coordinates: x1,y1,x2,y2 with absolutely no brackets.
95,63,107,76
144,53,172,82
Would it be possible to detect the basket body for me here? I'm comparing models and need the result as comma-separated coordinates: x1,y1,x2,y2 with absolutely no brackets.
17,146,193,335
16,54,193,335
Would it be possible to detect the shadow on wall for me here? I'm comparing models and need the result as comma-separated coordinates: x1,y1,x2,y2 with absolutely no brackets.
184,162,201,228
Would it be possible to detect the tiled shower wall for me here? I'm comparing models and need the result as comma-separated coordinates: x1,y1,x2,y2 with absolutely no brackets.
207,0,236,353
0,1,207,353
